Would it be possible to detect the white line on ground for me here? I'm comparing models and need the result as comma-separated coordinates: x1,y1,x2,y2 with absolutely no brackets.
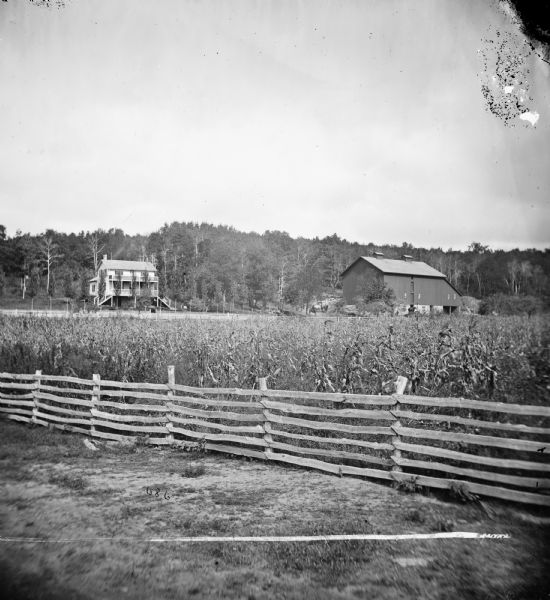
0,533,510,543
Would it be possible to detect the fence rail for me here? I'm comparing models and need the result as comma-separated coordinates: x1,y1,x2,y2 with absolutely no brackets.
1,369,549,507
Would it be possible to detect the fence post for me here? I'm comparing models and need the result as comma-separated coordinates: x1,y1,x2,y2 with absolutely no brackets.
32,370,41,425
167,365,175,446
390,376,408,477
394,376,407,396
91,374,100,438
258,377,272,459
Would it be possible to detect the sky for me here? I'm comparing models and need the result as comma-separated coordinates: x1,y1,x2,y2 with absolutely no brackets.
0,0,549,250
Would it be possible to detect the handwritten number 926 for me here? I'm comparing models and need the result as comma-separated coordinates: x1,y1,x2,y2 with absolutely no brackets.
146,487,170,500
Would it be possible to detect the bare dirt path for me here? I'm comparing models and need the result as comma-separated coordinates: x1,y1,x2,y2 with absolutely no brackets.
1,421,549,599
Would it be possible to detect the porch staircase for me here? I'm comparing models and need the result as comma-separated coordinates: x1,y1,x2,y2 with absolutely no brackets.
97,295,113,307
158,296,175,310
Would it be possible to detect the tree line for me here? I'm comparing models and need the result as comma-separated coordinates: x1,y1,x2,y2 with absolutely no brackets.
0,223,548,312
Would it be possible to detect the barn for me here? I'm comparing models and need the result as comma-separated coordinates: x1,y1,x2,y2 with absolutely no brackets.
341,254,461,314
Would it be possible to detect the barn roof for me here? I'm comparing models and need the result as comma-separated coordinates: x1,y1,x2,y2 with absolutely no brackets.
99,259,156,272
341,256,446,278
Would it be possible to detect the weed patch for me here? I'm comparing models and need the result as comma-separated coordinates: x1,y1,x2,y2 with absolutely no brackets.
449,482,480,503
394,476,424,494
209,489,269,507
404,508,427,524
266,540,379,584
119,503,153,520
180,464,206,478
48,472,87,491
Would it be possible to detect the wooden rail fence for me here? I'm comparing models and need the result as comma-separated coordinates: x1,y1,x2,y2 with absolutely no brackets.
1,369,549,506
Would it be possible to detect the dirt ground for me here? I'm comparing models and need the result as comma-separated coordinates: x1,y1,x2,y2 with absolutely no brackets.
1,421,549,600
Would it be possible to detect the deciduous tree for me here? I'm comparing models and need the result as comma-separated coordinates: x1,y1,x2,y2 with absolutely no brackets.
39,235,62,296
88,232,105,272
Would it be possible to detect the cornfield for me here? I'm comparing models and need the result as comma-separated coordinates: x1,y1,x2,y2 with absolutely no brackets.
0,314,548,405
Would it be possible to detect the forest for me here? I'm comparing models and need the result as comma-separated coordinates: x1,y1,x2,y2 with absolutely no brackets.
0,222,548,313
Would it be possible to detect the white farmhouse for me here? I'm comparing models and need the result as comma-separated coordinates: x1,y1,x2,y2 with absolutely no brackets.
89,255,172,309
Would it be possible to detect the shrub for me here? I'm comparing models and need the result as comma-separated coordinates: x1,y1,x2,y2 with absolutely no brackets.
459,296,480,314
363,300,393,316
188,297,208,312
479,294,542,316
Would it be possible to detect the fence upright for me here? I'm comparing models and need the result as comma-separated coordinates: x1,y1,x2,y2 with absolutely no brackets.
390,376,408,476
32,369,41,425
166,365,175,445
258,376,272,458
91,374,101,437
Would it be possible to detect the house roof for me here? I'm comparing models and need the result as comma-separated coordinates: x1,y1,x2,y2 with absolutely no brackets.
341,256,447,278
99,259,156,272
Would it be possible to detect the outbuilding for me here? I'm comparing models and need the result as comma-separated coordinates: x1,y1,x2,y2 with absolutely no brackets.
341,254,461,314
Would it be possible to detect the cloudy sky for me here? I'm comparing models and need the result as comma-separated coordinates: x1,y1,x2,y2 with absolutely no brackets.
0,0,549,249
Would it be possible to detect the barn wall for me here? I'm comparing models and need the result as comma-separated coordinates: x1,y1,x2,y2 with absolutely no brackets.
384,275,412,305
416,277,460,307
384,274,460,307
342,261,383,304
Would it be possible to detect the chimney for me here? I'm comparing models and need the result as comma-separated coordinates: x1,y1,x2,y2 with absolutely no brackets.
103,254,107,261
402,255,413,261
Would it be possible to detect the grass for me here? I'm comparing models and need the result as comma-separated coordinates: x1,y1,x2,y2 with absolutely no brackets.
1,421,549,599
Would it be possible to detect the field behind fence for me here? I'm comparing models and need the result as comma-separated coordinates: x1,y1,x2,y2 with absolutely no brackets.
1,368,549,507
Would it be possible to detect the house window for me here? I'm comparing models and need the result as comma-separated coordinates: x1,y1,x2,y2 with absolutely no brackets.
91,284,96,292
